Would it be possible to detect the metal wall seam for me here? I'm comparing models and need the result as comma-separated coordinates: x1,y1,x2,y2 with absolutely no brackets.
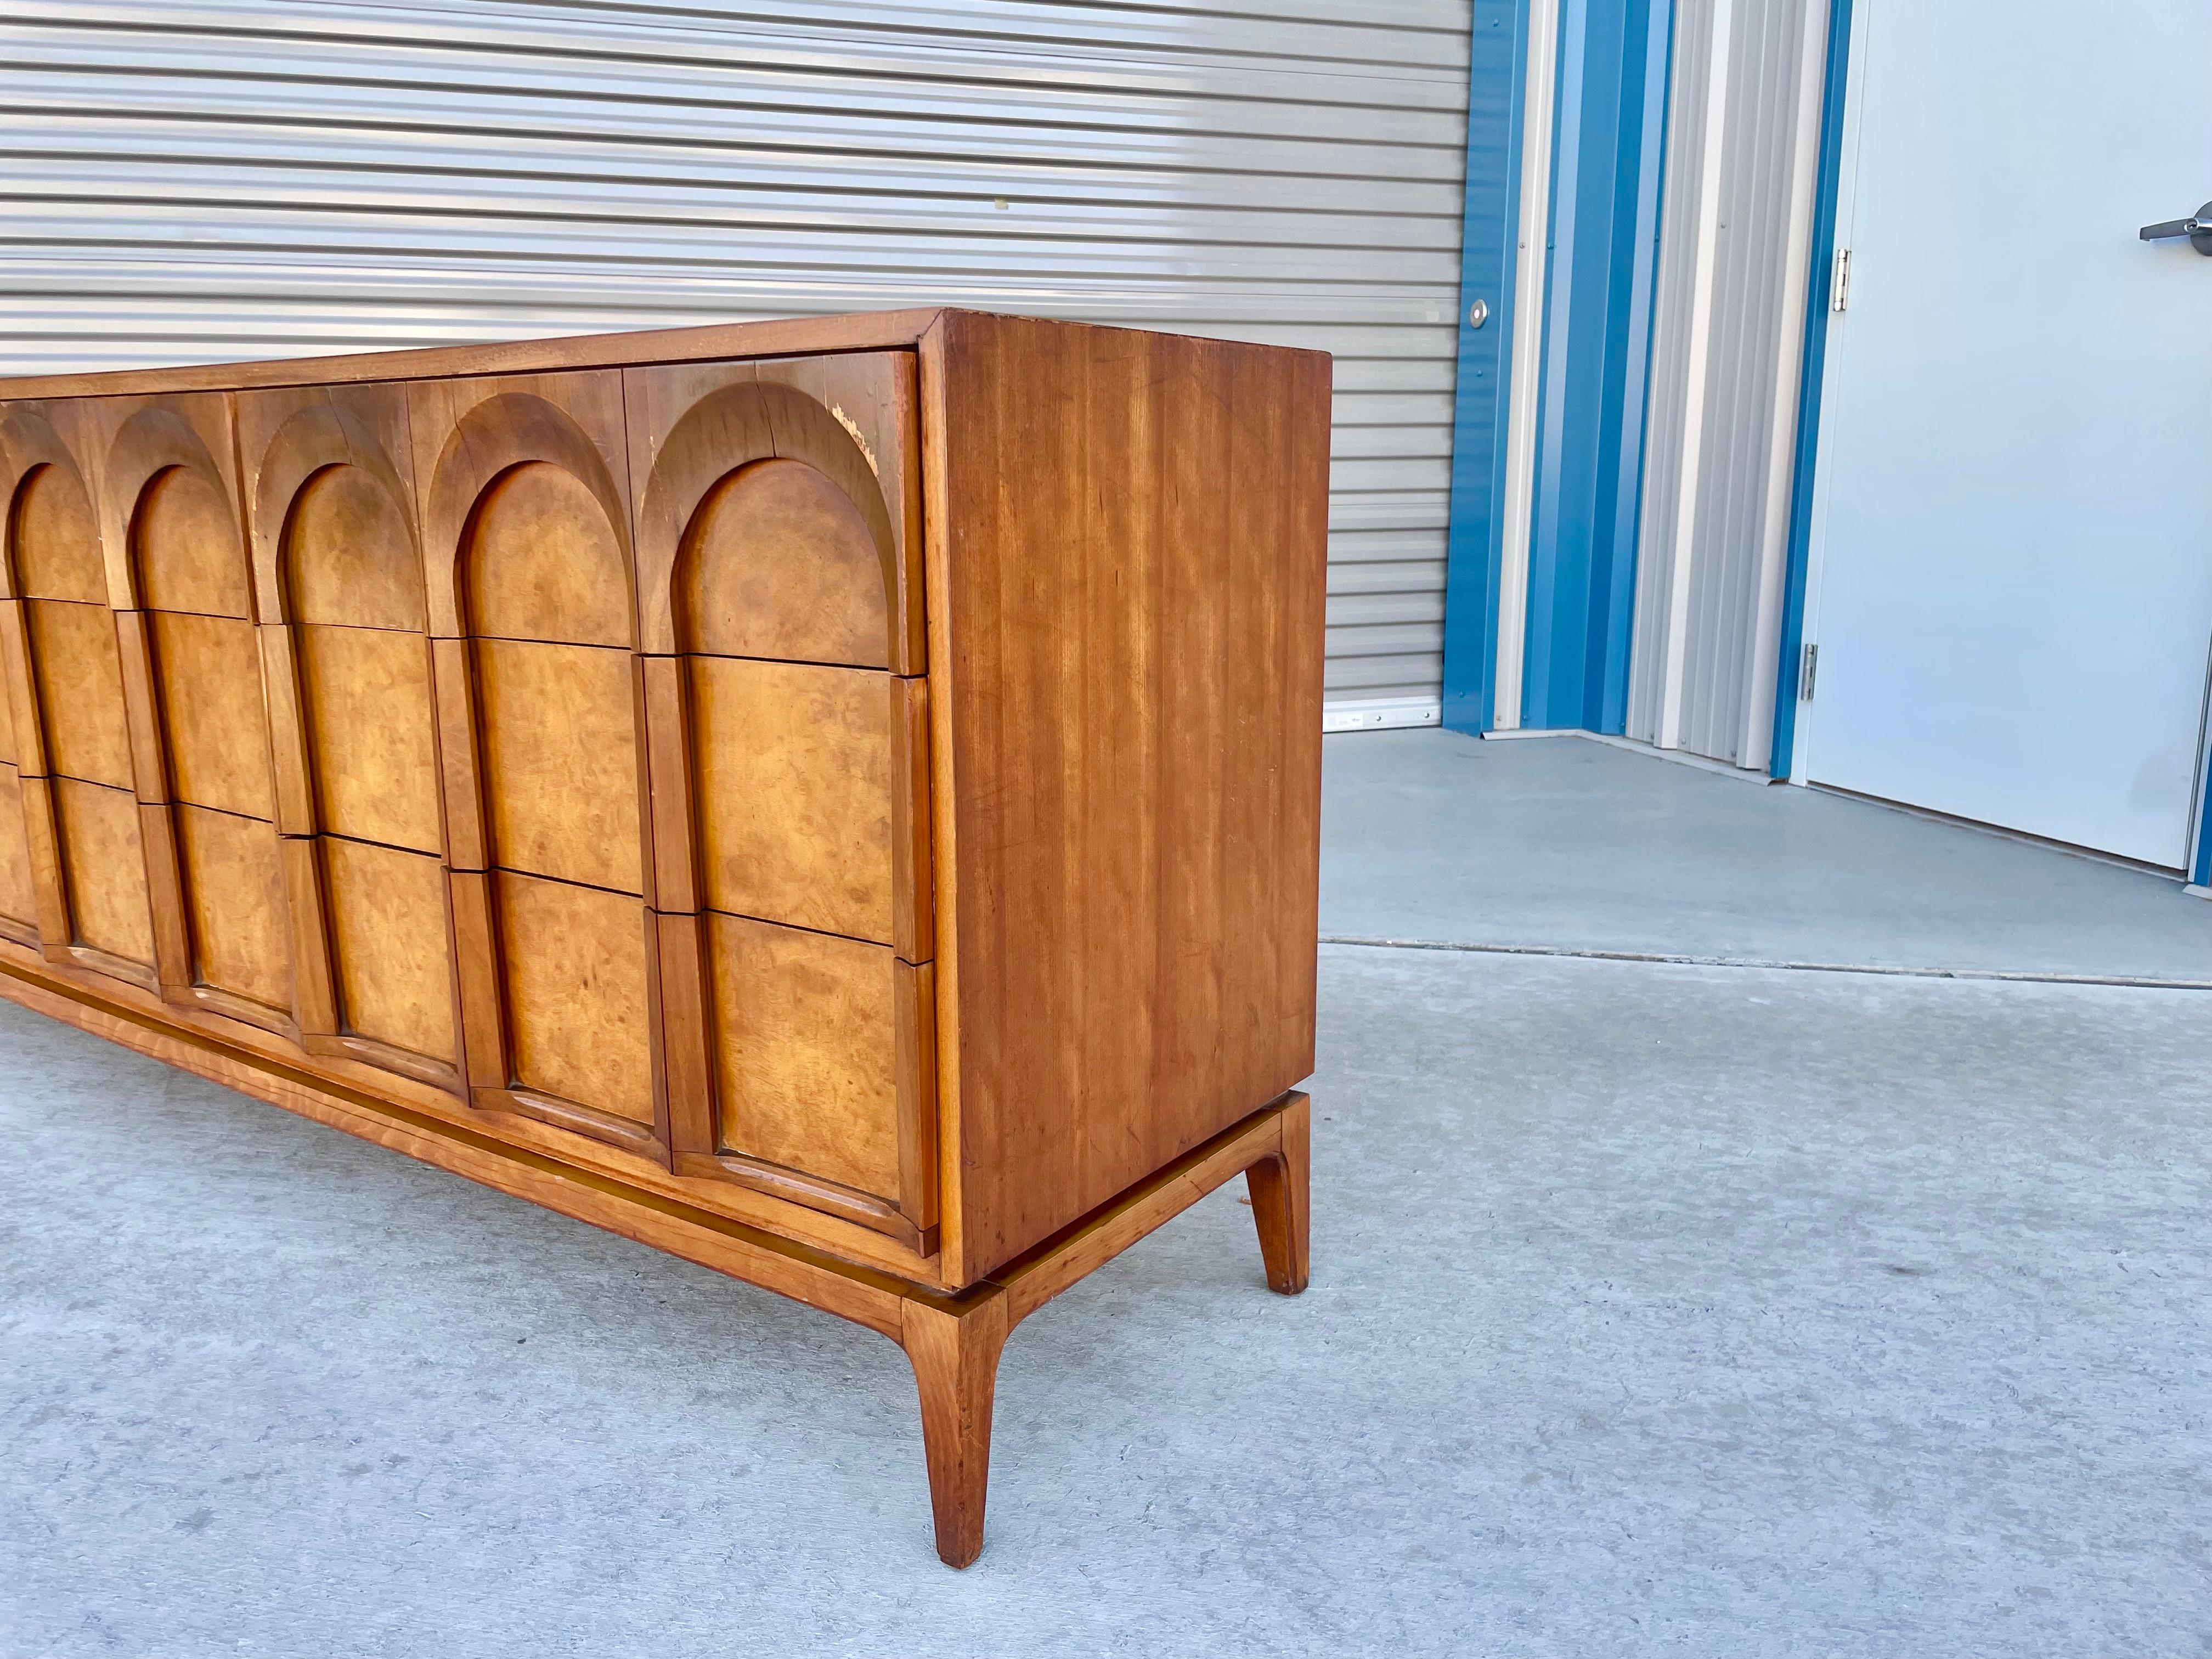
1625,0,1827,767
1730,0,1831,767
0,0,1474,721
1623,0,1709,742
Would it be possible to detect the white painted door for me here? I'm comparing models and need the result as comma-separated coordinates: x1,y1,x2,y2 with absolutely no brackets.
1803,0,2212,866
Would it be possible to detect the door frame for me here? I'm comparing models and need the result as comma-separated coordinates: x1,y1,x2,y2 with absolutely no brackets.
1766,0,1858,782
1441,0,1542,733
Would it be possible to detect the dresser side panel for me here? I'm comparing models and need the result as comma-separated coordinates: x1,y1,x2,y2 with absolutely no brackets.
932,313,1329,1281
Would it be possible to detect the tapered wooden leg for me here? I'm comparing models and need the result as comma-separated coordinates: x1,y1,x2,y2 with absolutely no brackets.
900,1293,1011,1567
1245,1092,1310,1294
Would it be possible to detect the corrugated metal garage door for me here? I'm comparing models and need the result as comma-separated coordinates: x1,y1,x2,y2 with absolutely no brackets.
1,1,1471,722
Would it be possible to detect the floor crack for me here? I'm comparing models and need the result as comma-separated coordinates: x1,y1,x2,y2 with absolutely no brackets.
1318,935,2212,991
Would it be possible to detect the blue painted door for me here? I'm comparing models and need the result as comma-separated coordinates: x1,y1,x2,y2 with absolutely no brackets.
1804,1,2212,867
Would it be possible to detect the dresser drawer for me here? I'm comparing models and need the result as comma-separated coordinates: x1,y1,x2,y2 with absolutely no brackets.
624,352,924,674
661,910,936,1249
654,656,930,957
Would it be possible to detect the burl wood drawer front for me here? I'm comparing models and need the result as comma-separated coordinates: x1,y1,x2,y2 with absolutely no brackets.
41,392,300,1029
314,834,457,1067
24,599,132,789
654,909,934,1246
494,868,660,1132
49,775,154,967
685,657,918,949
98,396,294,1031
472,635,644,895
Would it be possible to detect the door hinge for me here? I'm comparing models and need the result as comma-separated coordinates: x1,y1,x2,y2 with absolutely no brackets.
1831,248,1852,313
1800,642,1819,700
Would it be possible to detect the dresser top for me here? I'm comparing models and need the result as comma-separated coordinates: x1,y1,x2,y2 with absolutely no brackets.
0,307,977,401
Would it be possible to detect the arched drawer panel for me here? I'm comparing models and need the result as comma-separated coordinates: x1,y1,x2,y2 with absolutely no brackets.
236,380,461,1090
678,458,888,667
410,369,670,1162
627,353,936,1249
0,402,155,981
12,455,105,603
625,352,921,669
104,395,296,1033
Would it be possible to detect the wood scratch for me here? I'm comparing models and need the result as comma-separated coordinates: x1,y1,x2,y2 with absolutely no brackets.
830,402,879,477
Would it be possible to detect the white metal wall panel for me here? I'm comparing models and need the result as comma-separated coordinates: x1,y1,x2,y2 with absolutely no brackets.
1626,0,1826,766
0,0,1472,714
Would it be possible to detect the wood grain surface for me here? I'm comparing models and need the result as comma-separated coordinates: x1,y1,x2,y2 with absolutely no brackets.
319,835,457,1064
495,868,659,1127
148,611,275,818
49,787,151,969
25,600,132,788
0,765,34,934
283,465,426,631
627,351,921,669
705,909,905,1203
0,408,149,973
686,656,897,944
11,460,106,603
172,803,291,1011
295,624,442,853
922,311,1329,1280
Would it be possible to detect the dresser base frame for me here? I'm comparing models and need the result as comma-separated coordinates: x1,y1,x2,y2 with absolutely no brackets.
905,1088,1309,1565
0,952,1309,1568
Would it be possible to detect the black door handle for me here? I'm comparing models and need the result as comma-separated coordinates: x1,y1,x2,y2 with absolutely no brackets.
2140,200,2212,255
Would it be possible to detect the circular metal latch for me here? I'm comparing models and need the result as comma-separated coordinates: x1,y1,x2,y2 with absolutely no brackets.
1468,298,1490,329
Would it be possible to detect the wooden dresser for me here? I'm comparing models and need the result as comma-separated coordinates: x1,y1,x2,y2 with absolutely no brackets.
0,308,1325,1565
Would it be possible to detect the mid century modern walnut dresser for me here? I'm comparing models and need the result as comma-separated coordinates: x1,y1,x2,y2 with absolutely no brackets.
0,308,1325,1566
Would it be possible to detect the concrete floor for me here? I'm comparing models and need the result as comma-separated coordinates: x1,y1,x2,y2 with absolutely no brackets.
3,732,2208,1655
1325,730,2212,981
